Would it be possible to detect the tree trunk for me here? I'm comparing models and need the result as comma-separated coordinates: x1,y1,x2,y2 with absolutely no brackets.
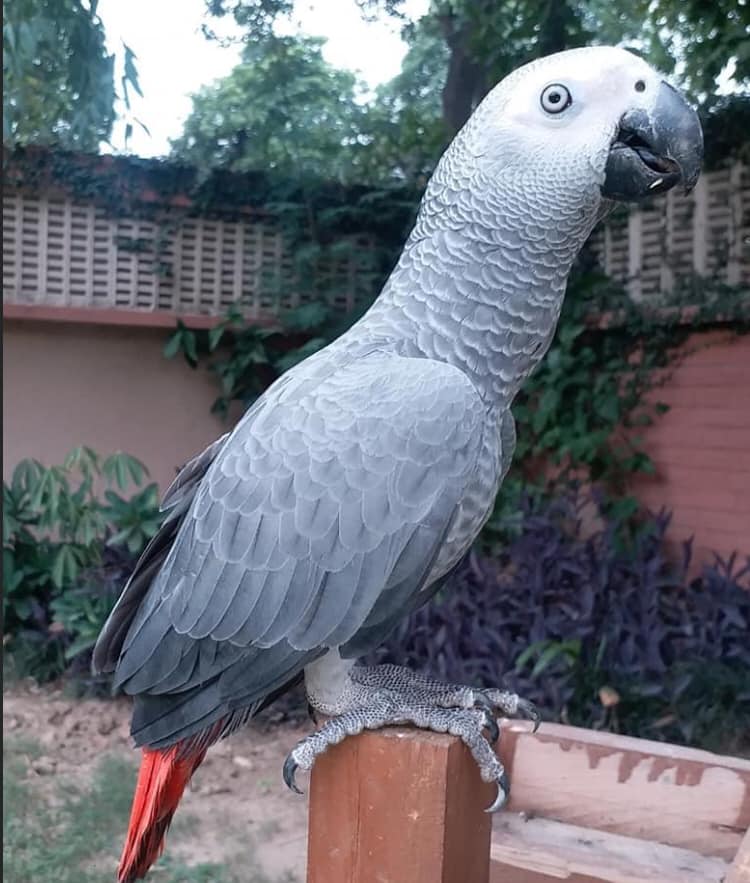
439,13,484,135
537,0,580,57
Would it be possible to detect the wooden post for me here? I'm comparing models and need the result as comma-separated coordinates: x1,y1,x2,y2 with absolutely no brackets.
307,727,495,883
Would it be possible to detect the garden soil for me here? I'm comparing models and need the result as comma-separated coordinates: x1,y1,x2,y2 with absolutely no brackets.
3,680,310,881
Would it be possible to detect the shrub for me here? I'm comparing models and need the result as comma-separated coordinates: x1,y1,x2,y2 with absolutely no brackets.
163,301,365,419
3,448,161,682
372,489,750,754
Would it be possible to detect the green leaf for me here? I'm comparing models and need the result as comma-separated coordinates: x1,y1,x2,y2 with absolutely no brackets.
28,470,49,511
514,643,540,671
106,528,133,548
64,634,98,661
608,497,640,522
121,42,143,109
51,545,79,589
275,337,328,372
281,302,329,331
163,330,183,359
208,324,225,351
104,452,149,488
3,548,25,593
114,456,127,490
182,330,198,365
531,643,569,678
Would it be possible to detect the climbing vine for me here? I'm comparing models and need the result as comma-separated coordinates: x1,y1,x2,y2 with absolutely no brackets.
488,266,749,545
4,145,421,335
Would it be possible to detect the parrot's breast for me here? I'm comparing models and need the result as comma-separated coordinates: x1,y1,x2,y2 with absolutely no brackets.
429,409,511,582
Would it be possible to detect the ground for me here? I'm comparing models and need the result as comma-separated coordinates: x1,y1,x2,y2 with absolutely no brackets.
3,681,311,883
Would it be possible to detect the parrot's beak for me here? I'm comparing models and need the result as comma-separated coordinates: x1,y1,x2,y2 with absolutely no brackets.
601,81,703,202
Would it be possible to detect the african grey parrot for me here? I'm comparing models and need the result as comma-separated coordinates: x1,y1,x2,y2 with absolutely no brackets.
93,46,702,882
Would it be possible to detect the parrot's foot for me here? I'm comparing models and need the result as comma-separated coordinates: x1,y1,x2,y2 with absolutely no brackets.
283,664,539,812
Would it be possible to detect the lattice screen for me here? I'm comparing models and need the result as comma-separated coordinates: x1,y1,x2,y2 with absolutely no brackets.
3,194,377,318
587,161,749,300
4,163,748,316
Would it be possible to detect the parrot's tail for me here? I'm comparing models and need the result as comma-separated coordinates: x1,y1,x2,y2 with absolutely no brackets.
118,744,206,883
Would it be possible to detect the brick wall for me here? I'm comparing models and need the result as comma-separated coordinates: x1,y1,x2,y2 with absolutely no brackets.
627,329,750,566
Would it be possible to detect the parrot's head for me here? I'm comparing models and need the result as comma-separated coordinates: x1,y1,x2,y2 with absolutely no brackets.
454,45,703,206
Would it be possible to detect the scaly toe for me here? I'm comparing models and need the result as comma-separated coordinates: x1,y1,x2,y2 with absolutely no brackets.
473,692,494,713
481,709,500,744
283,753,303,795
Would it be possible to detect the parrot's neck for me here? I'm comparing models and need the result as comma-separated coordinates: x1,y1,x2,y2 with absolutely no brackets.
357,176,601,409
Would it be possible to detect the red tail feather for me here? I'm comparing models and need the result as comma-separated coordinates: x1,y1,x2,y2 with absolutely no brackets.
118,745,206,882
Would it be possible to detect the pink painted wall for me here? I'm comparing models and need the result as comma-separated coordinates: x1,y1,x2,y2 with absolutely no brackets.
3,319,232,493
627,330,750,565
4,319,748,567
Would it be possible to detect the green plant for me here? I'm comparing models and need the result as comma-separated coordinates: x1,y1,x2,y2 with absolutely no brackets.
3,0,143,150
101,483,161,555
164,301,363,418
374,490,750,753
49,582,118,663
481,261,750,549
2,447,161,680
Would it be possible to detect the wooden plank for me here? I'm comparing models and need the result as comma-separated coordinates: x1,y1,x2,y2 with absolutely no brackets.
726,826,750,883
307,727,494,883
489,815,728,883
496,722,750,860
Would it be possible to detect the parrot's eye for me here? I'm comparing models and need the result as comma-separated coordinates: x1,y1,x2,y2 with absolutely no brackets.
540,83,572,114
635,80,646,92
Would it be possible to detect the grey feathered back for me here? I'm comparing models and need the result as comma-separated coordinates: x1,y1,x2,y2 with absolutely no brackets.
95,352,490,747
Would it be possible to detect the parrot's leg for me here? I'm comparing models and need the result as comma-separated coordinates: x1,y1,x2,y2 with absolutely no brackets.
283,663,538,812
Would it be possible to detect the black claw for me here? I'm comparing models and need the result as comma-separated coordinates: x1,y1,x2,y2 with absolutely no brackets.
482,710,500,744
517,699,541,733
307,703,319,725
484,771,510,814
474,692,494,713
283,754,303,795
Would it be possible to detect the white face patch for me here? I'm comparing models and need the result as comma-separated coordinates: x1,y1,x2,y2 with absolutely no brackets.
494,47,660,139
461,46,664,185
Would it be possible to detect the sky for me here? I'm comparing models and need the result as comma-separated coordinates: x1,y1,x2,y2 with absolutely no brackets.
98,0,429,158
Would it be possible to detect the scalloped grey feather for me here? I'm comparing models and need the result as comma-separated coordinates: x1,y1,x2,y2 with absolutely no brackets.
93,46,703,751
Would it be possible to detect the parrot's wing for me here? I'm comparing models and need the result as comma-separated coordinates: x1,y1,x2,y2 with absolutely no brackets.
108,352,486,746
92,431,231,673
